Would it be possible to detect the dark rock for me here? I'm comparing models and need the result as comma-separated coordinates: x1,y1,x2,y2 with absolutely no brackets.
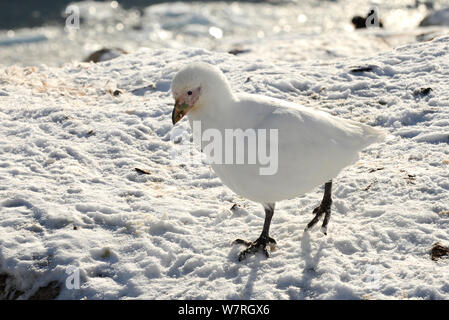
414,87,433,97
84,48,127,63
132,24,143,31
228,49,251,55
431,243,449,261
135,168,151,175
350,66,374,73
352,12,384,29
351,16,367,29
368,167,384,173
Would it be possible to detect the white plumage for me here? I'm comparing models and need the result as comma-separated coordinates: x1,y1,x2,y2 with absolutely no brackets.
200,94,384,203
171,62,385,260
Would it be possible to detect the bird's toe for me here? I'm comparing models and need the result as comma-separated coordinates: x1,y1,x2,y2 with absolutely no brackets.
233,238,252,246
262,246,270,258
320,226,328,235
235,236,275,261
238,245,257,261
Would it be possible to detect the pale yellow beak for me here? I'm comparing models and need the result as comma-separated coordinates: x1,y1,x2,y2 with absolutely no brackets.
172,100,192,125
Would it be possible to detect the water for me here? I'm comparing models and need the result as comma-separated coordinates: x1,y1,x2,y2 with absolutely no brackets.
0,0,277,30
0,0,177,30
0,0,448,67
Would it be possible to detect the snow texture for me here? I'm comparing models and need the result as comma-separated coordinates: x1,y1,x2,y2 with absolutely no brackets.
1,34,449,299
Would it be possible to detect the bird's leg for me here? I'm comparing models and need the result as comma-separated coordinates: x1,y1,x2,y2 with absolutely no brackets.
305,180,332,235
234,203,276,261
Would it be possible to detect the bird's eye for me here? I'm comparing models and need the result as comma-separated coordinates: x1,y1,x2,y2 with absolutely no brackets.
187,91,192,96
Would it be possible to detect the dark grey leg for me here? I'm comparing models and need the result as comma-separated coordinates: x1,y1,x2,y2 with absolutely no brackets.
234,203,277,261
305,180,332,235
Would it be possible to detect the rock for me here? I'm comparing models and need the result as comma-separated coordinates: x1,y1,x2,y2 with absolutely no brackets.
135,168,151,175
352,16,367,29
84,48,127,63
431,243,449,261
413,87,433,97
228,48,251,55
352,12,384,29
416,31,441,42
350,65,375,73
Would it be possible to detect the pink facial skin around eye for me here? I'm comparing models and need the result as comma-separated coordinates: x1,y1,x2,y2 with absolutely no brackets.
187,87,201,105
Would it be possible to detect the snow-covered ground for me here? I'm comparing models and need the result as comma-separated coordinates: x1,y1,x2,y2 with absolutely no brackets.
1,30,449,299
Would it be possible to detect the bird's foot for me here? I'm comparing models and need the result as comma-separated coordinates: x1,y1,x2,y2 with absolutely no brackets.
304,199,332,235
234,236,277,261
312,198,332,214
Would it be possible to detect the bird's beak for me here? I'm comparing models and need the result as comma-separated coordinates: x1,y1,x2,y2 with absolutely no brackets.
172,100,192,125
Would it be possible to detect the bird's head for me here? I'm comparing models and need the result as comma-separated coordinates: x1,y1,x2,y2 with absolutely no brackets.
170,62,232,125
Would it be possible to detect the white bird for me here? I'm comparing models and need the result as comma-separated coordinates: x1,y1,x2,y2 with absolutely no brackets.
171,62,385,261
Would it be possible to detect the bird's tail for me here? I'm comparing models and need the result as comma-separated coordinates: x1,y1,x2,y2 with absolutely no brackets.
358,122,387,147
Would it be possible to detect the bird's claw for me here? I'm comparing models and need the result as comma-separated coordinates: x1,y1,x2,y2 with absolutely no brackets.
234,236,276,261
306,199,332,234
312,202,330,215
320,226,328,235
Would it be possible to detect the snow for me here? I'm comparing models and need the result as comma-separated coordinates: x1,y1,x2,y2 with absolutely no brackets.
1,31,449,299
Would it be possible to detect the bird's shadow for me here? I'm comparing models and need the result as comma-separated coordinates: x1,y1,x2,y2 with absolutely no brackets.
239,259,260,299
226,243,265,299
295,230,325,299
131,85,156,96
226,230,325,299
